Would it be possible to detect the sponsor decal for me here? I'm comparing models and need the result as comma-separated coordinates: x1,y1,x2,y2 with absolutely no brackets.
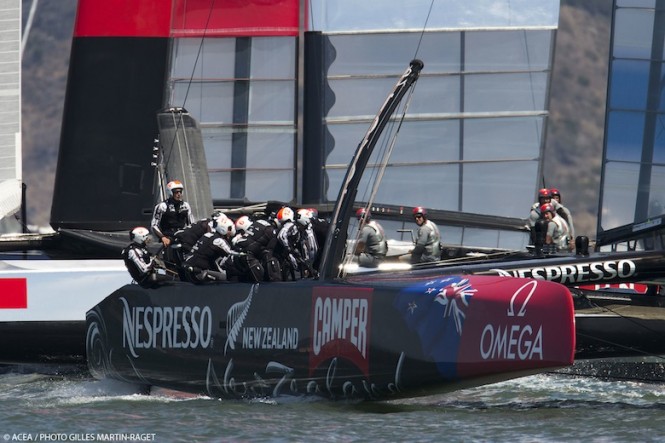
394,276,475,378
242,327,299,350
310,286,373,377
121,297,212,358
477,281,543,361
395,277,568,378
224,285,300,355
0,278,27,309
490,259,637,284
456,277,575,377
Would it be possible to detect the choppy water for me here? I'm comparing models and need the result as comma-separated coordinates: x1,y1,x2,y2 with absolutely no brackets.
1,365,664,443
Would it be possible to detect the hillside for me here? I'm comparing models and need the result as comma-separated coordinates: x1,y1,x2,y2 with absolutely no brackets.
21,0,610,239
543,0,611,239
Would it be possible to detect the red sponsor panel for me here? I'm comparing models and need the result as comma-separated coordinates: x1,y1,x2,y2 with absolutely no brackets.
74,0,172,37
310,286,373,377
172,0,301,37
0,278,27,309
456,277,575,377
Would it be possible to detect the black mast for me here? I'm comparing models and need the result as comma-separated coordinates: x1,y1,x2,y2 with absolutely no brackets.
318,59,424,281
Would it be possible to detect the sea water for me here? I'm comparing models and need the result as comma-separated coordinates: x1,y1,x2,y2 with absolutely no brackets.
0,366,664,443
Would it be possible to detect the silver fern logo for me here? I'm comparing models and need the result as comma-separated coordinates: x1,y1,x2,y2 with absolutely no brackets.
224,284,257,355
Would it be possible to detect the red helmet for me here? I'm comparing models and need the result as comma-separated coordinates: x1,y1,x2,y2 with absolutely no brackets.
540,203,555,214
356,208,369,220
550,188,561,200
412,206,427,217
538,188,551,200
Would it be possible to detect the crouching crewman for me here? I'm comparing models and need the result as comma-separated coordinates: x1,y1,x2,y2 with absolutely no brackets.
122,227,173,288
183,217,239,283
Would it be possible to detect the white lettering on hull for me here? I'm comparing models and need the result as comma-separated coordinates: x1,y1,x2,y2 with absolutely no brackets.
241,327,299,350
312,297,368,358
491,259,637,284
121,298,212,357
480,324,543,360
481,280,544,361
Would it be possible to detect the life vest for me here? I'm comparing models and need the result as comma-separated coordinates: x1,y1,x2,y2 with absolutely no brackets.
158,198,191,237
122,243,152,283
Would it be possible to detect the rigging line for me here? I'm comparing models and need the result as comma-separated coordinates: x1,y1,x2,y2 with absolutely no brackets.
21,0,39,60
585,300,665,352
575,331,665,361
164,0,218,170
342,122,396,270
341,114,399,270
181,0,218,111
522,27,549,193
412,0,436,60
342,82,420,274
358,64,423,209
308,0,314,32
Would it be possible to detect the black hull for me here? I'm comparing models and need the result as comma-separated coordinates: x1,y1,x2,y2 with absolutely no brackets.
0,321,85,365
573,293,665,360
86,276,575,401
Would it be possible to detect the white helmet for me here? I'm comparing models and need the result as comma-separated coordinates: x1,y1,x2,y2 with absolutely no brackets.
167,180,184,195
210,212,228,230
275,207,294,228
130,227,150,244
235,215,253,233
211,209,226,220
296,208,313,226
215,217,236,237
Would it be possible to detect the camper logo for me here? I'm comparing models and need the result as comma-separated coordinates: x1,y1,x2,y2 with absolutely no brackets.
310,286,373,377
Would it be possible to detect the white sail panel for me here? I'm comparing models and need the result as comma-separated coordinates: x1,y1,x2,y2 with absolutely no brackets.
0,0,21,222
310,0,559,33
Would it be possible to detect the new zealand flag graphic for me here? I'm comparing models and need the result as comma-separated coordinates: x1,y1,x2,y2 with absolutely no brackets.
394,276,476,378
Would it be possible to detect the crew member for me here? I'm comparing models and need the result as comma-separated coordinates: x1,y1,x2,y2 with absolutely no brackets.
183,217,239,283
233,214,280,282
308,208,329,271
122,227,172,288
354,208,388,268
550,188,575,248
540,203,573,253
174,218,212,256
274,206,305,279
411,206,441,263
296,208,319,275
528,188,552,233
151,180,195,248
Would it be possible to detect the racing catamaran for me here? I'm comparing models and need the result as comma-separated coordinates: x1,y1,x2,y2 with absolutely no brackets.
4,0,665,389
85,60,578,401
